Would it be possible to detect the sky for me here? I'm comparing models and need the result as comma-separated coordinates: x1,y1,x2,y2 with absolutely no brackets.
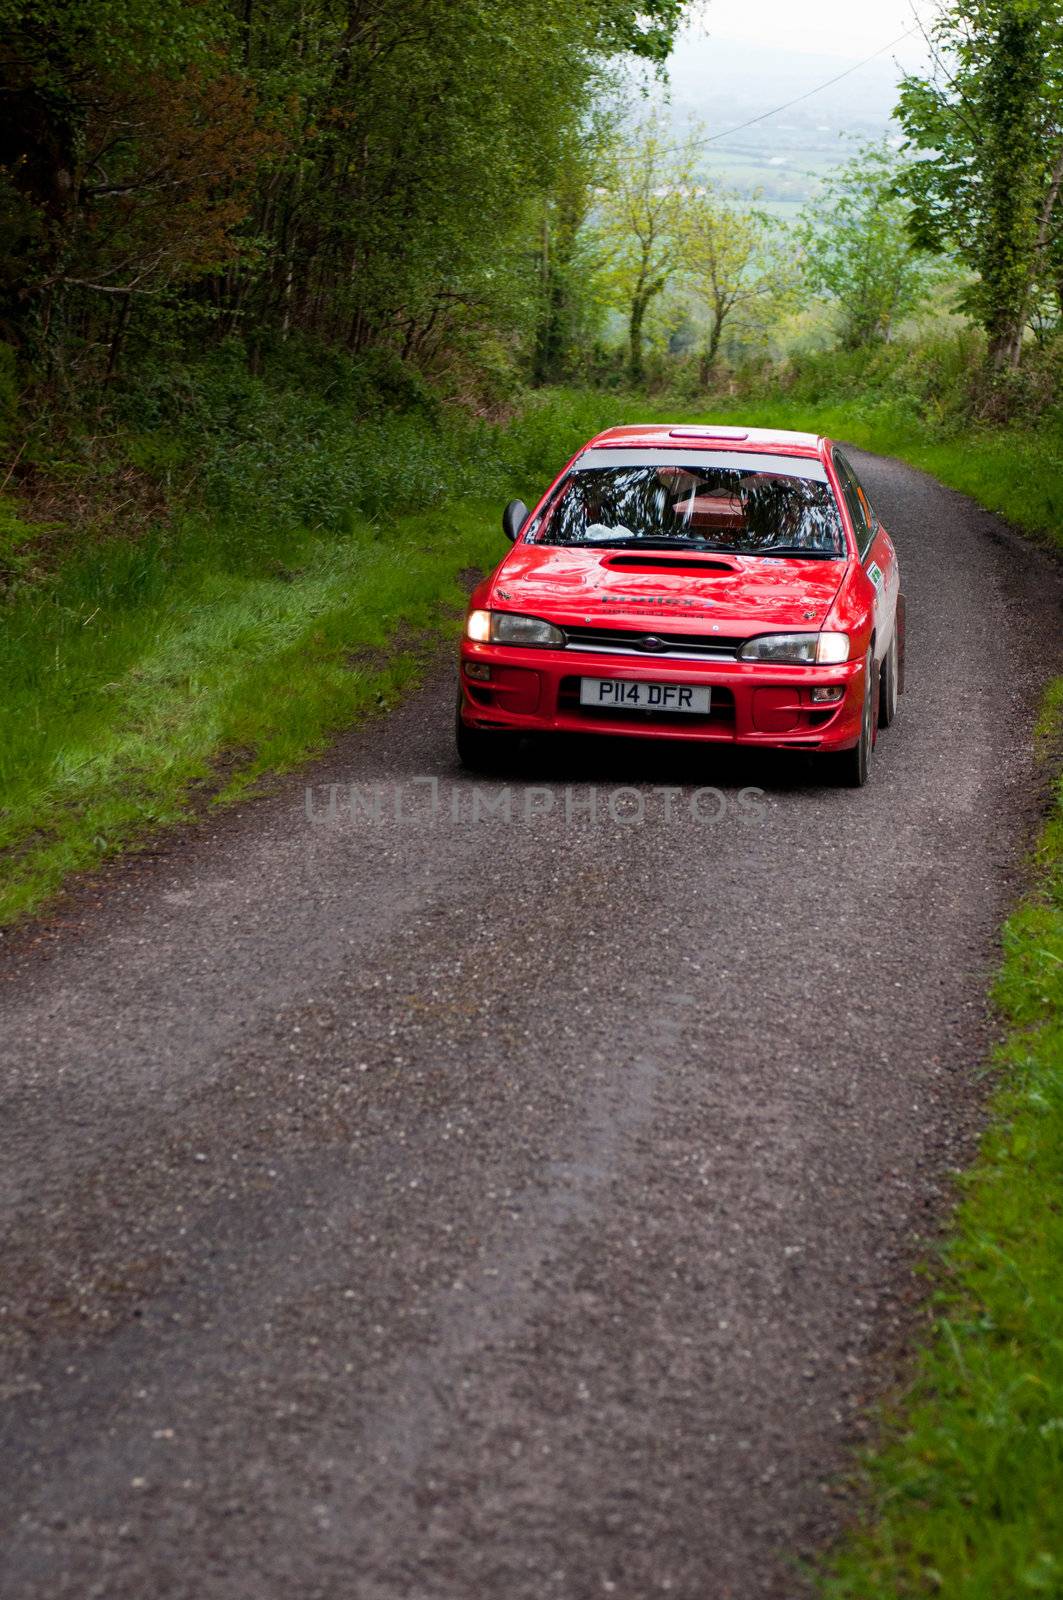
649,0,941,151
679,0,935,69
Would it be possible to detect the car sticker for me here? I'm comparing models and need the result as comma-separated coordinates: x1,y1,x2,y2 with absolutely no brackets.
867,561,884,591
597,594,704,607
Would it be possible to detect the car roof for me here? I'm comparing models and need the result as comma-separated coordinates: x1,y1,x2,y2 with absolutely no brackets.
583,424,829,460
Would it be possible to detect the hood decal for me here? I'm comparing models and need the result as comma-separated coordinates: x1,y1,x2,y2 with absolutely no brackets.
595,593,706,609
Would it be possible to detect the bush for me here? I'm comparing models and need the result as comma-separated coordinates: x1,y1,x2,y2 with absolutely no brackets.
0,343,17,445
724,330,1063,437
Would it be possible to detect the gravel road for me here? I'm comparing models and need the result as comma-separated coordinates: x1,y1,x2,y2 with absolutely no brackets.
2,452,1062,1600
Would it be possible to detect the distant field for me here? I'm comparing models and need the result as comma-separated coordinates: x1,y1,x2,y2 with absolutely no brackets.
657,30,910,216
697,127,902,221
702,142,843,217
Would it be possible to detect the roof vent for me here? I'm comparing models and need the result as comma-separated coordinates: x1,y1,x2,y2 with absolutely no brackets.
668,425,749,441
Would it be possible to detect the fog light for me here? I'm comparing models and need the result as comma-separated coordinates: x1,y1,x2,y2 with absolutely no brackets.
810,684,845,704
465,661,491,682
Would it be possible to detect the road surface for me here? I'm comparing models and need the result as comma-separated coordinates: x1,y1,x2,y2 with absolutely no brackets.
2,451,1061,1599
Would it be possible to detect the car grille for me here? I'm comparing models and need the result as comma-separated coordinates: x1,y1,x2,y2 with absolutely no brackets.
562,625,743,659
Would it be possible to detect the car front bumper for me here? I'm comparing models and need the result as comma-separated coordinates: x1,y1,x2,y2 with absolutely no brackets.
458,640,866,750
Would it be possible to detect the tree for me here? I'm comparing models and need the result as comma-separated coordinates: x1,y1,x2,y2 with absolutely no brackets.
531,115,615,385
679,188,796,382
0,0,232,349
896,0,1063,372
0,0,688,382
594,115,697,383
796,144,942,348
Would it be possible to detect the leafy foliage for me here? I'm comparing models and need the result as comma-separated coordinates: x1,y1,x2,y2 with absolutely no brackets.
0,0,685,384
592,114,700,382
896,0,1063,372
679,187,797,377
796,144,946,349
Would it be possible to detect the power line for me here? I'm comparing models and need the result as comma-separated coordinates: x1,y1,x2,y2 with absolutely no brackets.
695,25,922,148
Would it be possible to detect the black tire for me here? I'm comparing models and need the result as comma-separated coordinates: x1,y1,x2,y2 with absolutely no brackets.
833,648,874,788
455,696,512,772
878,630,899,729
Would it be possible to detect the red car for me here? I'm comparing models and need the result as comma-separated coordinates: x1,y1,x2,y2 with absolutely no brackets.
457,425,904,785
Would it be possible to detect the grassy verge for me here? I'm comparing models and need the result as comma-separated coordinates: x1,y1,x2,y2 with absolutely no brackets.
0,499,507,923
0,382,652,925
821,682,1063,1598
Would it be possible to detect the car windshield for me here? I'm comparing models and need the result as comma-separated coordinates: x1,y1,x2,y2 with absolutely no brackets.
529,450,845,558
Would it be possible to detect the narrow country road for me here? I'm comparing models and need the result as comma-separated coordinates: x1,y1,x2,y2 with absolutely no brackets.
2,452,1061,1600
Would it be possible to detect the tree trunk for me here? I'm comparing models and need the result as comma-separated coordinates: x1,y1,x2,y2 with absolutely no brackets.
106,294,132,377
628,295,647,385
533,211,551,386
978,10,1043,377
988,320,1026,373
699,316,723,387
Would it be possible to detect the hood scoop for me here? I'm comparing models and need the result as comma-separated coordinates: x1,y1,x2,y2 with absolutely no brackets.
601,553,736,574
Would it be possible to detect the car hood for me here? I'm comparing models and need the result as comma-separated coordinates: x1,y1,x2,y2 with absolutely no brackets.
489,544,849,634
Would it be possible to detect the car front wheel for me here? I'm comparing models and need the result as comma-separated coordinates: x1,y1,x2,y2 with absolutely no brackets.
455,694,513,772
834,649,875,788
878,630,899,728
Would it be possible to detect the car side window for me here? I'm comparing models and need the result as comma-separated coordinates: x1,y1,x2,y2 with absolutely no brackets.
850,462,880,541
834,451,875,559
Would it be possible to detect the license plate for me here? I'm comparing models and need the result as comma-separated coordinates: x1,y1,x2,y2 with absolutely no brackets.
578,678,711,714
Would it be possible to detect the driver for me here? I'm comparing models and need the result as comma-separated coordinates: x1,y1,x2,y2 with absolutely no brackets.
582,483,633,542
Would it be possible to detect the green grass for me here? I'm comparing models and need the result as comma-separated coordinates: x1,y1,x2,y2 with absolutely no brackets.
0,384,658,924
0,500,504,922
820,681,1063,1598
552,355,1063,554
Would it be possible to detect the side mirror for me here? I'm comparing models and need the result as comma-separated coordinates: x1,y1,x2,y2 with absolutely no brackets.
502,499,529,542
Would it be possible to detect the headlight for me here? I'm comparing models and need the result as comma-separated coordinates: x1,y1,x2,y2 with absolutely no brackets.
815,632,850,663
738,631,850,664
465,610,565,648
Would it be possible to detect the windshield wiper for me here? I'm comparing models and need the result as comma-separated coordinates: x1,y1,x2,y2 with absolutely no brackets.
571,536,720,551
745,546,842,560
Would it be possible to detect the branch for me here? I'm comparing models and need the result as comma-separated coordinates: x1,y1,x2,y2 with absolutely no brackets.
53,278,162,295
1032,140,1063,266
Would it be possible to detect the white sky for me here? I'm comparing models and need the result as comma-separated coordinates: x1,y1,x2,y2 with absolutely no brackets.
682,0,935,67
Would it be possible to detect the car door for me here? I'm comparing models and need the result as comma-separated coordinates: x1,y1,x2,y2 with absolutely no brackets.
834,451,898,660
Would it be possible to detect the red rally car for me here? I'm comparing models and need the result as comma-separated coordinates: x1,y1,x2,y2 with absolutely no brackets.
457,424,904,786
